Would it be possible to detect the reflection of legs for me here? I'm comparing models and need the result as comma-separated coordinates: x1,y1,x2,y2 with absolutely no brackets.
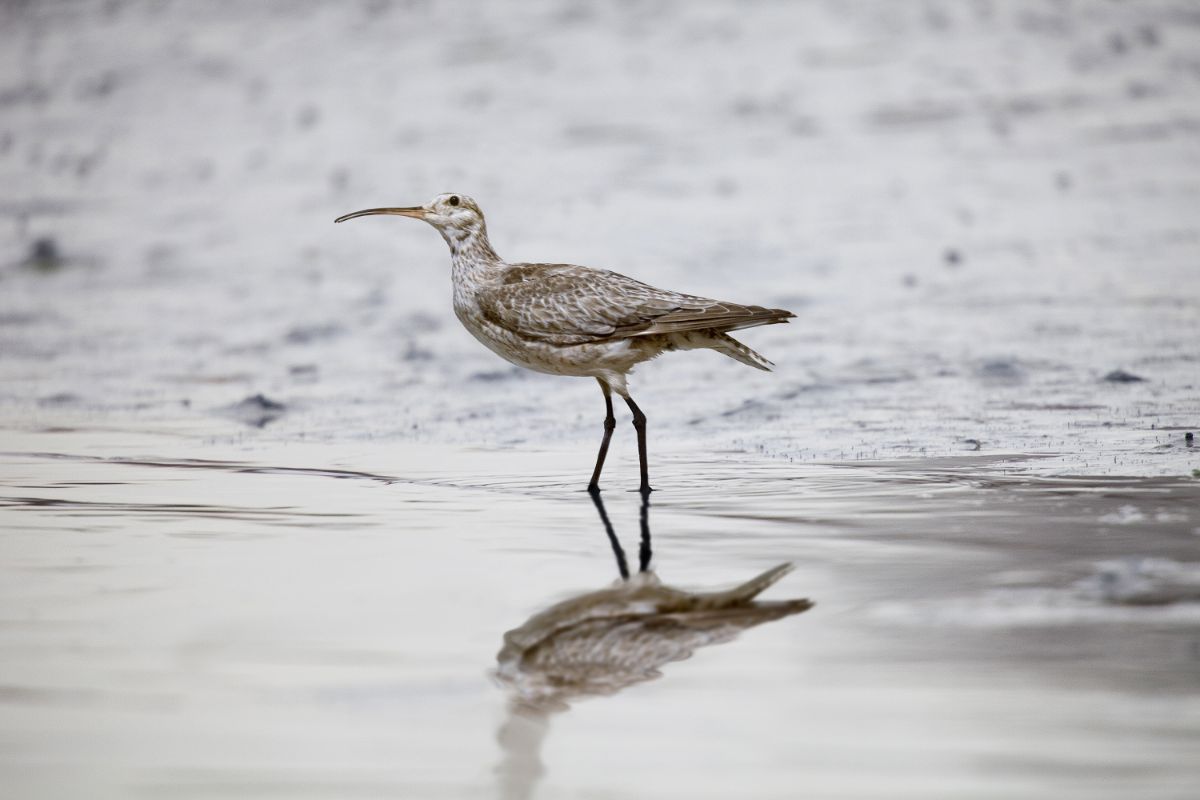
587,379,617,492
622,394,652,493
588,484,629,580
637,490,652,573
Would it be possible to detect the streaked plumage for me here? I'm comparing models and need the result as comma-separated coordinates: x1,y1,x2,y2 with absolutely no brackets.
335,193,794,491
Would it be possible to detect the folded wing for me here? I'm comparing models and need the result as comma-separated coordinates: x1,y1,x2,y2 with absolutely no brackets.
478,263,793,346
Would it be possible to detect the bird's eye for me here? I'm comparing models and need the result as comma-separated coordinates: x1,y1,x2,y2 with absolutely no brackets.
448,195,460,206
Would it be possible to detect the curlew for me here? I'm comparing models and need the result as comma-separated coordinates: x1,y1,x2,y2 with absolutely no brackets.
335,193,793,493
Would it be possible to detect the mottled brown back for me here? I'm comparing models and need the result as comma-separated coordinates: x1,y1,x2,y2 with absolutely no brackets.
478,263,793,346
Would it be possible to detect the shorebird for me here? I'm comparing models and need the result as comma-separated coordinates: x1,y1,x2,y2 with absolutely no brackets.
335,193,793,492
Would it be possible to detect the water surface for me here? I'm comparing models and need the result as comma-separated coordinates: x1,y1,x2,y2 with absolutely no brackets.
2,427,1197,799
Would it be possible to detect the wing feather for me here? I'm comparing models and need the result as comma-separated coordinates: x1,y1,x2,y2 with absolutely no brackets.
477,263,793,345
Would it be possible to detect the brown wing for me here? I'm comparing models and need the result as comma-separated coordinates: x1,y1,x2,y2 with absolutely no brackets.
633,302,794,336
477,263,793,345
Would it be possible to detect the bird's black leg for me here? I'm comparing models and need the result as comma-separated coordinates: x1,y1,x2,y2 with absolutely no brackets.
587,379,617,492
624,395,652,493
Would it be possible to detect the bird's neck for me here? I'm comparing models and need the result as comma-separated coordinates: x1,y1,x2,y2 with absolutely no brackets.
447,224,504,309
442,222,500,265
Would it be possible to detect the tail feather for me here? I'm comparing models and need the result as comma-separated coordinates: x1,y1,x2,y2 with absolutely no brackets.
713,332,774,371
665,330,778,371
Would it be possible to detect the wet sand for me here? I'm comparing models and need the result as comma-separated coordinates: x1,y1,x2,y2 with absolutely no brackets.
2,425,1198,799
3,0,1200,476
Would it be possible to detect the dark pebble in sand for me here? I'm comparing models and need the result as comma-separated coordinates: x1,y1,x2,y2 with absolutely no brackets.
401,342,435,362
22,237,65,272
0,312,42,326
224,393,287,428
242,393,285,410
38,392,80,407
470,369,521,382
1103,369,1145,383
296,104,321,130
285,323,342,344
976,359,1023,383
329,167,350,192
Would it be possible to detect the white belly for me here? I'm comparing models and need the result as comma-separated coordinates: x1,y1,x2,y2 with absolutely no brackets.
453,304,657,380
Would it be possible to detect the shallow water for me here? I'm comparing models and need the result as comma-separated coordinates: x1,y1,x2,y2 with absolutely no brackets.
2,426,1198,799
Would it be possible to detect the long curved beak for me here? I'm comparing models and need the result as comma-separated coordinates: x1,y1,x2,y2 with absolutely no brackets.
334,207,426,224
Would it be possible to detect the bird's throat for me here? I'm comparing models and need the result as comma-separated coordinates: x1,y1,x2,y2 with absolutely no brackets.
441,224,500,264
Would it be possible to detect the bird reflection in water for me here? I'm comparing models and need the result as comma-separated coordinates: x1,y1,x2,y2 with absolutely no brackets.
494,490,813,799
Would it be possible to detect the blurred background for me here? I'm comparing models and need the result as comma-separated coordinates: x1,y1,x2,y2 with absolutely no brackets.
2,0,1198,471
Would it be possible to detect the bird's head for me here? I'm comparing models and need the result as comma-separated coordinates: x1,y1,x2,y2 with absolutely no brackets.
335,193,488,252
